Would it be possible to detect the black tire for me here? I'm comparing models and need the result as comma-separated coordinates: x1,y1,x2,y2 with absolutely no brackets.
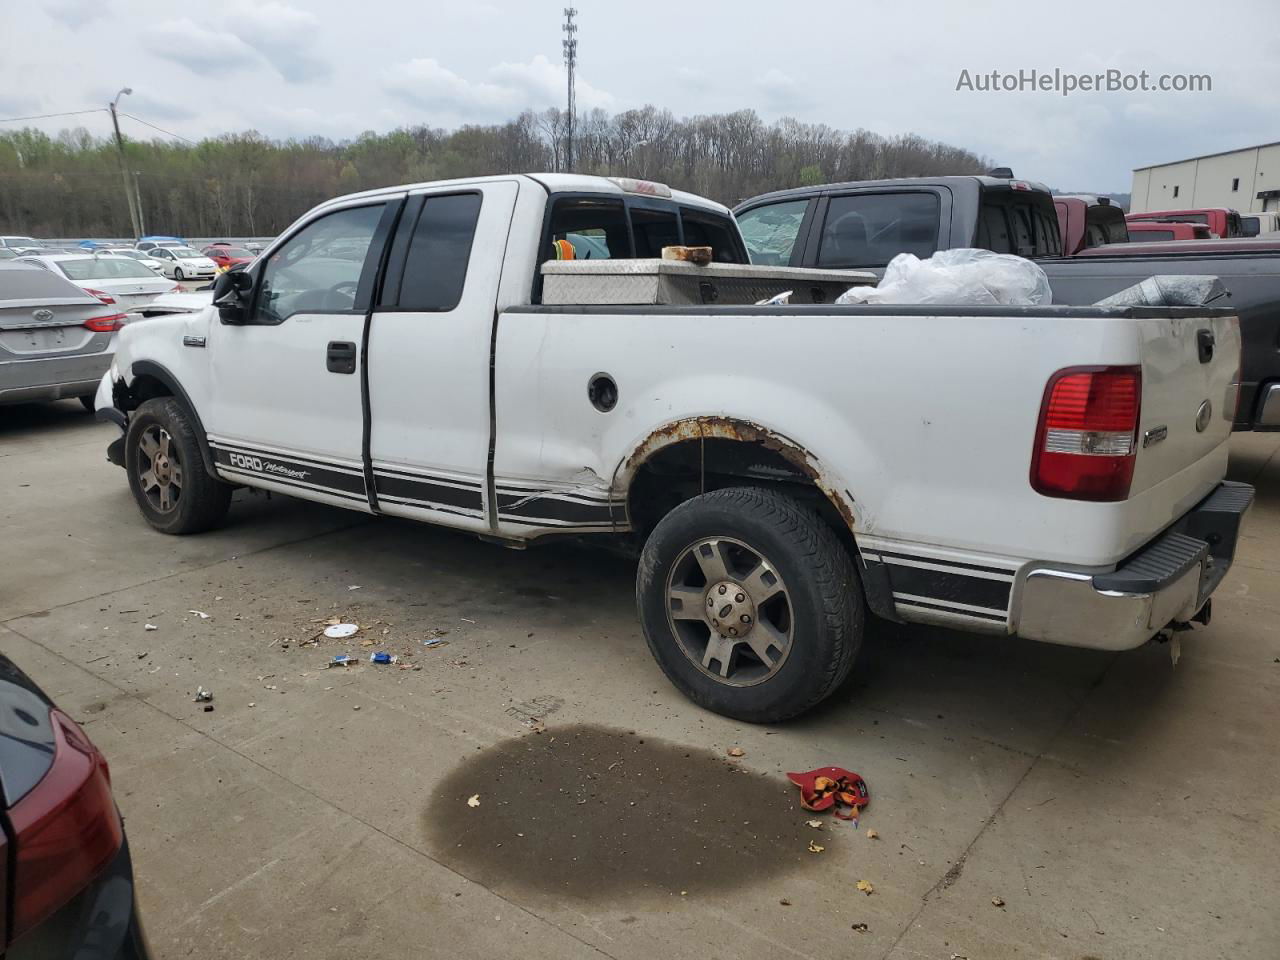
125,397,231,535
79,395,96,413
175,267,185,281
636,487,864,723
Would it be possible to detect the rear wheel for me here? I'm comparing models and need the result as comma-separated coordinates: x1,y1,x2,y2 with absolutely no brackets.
174,267,185,281
125,398,231,534
636,487,864,723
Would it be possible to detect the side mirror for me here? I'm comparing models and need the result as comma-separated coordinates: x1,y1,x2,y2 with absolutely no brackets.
213,269,254,325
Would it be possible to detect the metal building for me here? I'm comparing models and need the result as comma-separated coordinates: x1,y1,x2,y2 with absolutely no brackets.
1131,141,1280,213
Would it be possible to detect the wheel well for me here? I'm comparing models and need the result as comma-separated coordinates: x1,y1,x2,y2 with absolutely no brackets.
627,437,853,549
625,435,898,622
120,374,174,409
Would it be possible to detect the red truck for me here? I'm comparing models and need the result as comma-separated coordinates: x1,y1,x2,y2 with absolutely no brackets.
1126,221,1214,242
1053,195,1129,254
1127,208,1243,239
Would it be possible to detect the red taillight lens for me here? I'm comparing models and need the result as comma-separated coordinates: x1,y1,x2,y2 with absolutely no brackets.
83,314,126,333
83,288,115,305
7,710,122,942
1031,366,1142,501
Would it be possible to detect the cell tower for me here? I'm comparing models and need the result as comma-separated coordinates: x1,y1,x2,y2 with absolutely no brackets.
562,7,578,172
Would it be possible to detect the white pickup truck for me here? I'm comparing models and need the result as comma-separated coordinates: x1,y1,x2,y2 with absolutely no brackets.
95,173,1253,722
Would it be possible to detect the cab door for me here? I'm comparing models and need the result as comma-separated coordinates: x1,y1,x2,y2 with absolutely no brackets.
204,197,401,508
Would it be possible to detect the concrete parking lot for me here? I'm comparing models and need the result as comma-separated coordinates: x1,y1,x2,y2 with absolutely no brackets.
2,402,1278,960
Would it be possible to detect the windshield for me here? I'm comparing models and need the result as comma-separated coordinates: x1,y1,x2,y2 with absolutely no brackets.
58,257,160,281
171,247,203,259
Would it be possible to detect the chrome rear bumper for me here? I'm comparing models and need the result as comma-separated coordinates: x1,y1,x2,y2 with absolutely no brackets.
1016,481,1253,650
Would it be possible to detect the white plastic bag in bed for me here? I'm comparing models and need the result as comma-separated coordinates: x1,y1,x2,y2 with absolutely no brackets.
834,248,1052,306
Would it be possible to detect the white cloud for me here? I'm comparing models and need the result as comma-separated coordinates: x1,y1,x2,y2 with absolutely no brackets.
382,55,613,122
753,68,817,115
143,19,263,75
224,1,332,84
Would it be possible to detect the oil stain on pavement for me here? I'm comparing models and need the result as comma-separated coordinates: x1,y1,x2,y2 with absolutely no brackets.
425,724,832,902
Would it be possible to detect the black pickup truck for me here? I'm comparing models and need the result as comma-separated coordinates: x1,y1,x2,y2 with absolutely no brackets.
735,177,1280,431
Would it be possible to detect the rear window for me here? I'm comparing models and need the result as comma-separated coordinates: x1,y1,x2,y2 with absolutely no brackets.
975,194,1062,257
1134,213,1209,225
680,207,743,263
630,207,681,258
1240,217,1260,237
58,257,158,281
542,196,747,266
1136,229,1175,241
817,192,940,268
0,264,93,302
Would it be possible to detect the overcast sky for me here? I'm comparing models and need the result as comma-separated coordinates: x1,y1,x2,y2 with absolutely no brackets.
4,0,1278,192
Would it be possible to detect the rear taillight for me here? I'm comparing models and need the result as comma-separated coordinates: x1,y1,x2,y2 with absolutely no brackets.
1031,365,1142,501
83,288,115,305
7,710,122,942
83,314,126,333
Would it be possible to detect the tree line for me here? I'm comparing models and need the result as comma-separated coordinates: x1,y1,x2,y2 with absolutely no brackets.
0,106,990,238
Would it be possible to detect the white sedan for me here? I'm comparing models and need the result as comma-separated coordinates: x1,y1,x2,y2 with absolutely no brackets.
19,254,180,317
148,246,218,281
104,248,166,273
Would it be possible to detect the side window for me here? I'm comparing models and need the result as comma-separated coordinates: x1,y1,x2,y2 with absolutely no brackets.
630,207,680,257
679,207,747,263
545,197,629,261
394,193,482,312
817,192,940,267
735,200,808,265
254,204,385,324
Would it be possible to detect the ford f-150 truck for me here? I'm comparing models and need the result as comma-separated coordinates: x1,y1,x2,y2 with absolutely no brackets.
736,175,1280,431
95,173,1251,722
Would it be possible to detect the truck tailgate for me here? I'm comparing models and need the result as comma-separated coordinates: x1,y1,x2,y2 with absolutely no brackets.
1130,311,1240,497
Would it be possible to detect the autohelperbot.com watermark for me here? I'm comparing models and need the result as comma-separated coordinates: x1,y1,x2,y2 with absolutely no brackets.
955,68,1212,96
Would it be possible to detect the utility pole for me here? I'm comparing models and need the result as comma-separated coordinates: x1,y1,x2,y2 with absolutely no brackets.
109,87,142,242
562,7,577,172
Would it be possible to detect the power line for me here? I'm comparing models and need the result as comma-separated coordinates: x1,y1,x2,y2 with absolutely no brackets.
118,112,198,145
0,108,106,123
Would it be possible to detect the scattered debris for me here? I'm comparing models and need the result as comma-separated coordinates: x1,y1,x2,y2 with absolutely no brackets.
328,655,355,668
807,841,825,854
779,898,792,907
193,686,213,703
1170,636,1181,667
805,819,823,830
423,637,449,649
727,747,745,758
248,702,256,708
992,896,1005,908
324,623,359,639
202,705,214,712
851,923,868,933
348,585,361,591
369,652,398,665
188,610,211,619
866,828,879,840
788,766,870,822
467,794,481,808
856,880,875,896
137,652,149,660
144,624,158,631
352,704,361,710
460,617,477,624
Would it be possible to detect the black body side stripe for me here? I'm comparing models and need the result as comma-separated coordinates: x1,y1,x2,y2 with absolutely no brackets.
217,465,369,504
874,549,1016,577
495,493,614,524
209,441,363,475
895,599,1008,623
377,465,483,489
885,563,1012,612
374,473,485,512
211,447,367,496
495,482,611,502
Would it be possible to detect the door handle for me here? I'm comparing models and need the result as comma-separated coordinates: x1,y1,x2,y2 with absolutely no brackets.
326,340,357,374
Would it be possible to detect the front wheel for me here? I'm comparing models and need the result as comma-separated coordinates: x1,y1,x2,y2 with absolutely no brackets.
636,487,864,723
174,267,185,281
125,398,231,534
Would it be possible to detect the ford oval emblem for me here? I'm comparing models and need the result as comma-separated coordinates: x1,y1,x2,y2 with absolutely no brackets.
32,308,54,323
1195,399,1213,432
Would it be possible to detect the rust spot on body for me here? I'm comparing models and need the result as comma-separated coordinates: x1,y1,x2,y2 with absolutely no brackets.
620,416,857,531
